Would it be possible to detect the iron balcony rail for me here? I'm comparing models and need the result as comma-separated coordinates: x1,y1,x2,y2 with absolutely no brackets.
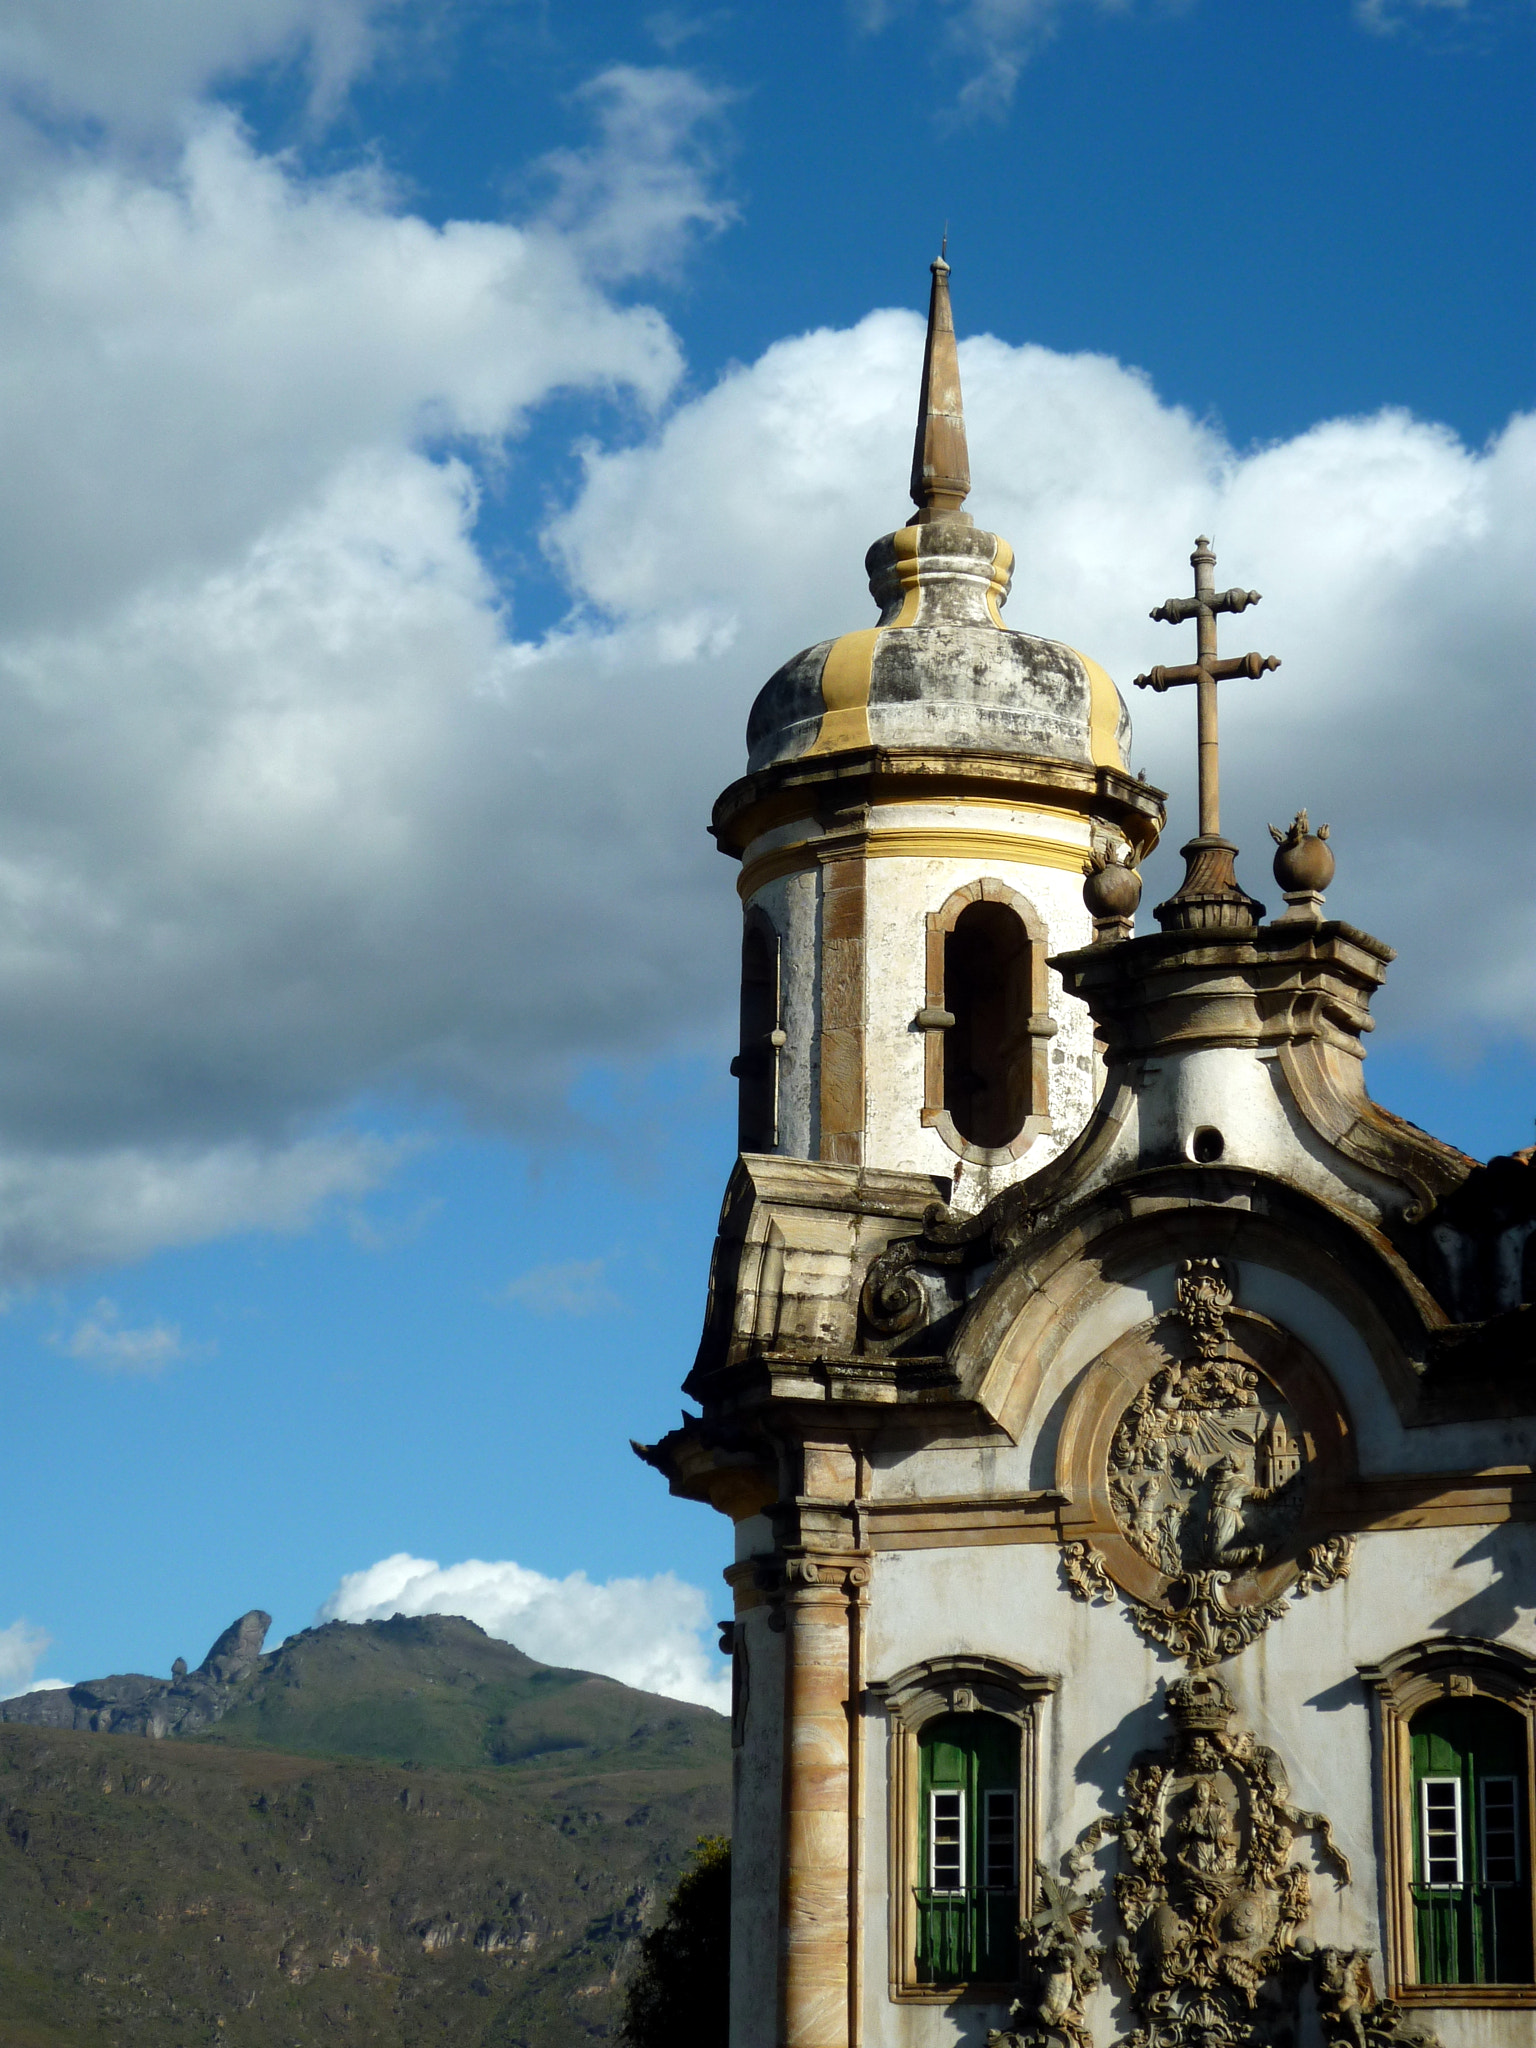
913,1885,1018,1983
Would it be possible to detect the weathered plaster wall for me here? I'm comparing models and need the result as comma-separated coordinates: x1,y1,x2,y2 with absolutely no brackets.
746,820,1105,1190
860,839,1096,1193
865,1259,1536,1503
859,1525,1536,2046
1079,1040,1411,1230
751,868,818,1158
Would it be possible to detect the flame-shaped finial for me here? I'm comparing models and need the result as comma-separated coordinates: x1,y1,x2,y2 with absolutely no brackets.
909,248,971,525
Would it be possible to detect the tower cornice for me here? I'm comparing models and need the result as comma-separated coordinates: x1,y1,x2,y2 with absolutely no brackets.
712,746,1166,865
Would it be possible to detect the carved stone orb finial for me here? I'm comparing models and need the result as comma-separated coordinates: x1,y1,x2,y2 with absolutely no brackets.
1083,843,1142,941
1269,809,1335,922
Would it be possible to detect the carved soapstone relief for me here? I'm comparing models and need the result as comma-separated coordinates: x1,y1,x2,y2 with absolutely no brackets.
1063,1260,1355,1666
1080,1673,1352,2048
988,1863,1104,2048
990,1680,1440,2048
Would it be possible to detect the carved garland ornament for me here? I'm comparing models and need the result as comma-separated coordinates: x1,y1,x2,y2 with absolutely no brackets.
1061,1259,1355,1666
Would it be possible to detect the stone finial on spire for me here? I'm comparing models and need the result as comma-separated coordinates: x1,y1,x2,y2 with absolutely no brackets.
909,247,972,525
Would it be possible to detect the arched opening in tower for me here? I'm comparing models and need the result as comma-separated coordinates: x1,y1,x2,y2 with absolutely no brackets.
943,901,1031,1149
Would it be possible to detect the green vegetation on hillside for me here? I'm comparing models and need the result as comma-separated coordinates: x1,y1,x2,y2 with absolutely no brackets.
0,1618,731,2045
197,1615,727,1776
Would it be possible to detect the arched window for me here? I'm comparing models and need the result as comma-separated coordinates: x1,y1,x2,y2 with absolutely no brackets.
916,1711,1020,1984
1411,1695,1533,1986
1362,1636,1536,2007
870,1653,1053,2002
733,911,781,1152
943,901,1030,1148
921,881,1054,1164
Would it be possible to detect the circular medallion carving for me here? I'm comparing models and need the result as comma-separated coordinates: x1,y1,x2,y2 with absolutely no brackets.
1108,1357,1305,1581
1055,1260,1358,1665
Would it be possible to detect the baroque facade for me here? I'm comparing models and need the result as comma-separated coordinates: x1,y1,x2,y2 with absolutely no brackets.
639,258,1536,2048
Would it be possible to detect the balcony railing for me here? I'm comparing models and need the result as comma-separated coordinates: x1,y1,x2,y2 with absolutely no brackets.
1412,1882,1534,1985
913,1886,1019,1984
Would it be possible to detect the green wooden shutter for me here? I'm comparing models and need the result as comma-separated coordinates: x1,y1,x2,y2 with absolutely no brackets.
916,1713,1020,1984
1410,1699,1533,1985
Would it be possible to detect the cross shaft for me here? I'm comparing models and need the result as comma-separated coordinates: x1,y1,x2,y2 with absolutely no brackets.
1133,537,1279,838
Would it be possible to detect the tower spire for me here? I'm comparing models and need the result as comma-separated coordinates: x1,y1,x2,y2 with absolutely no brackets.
909,247,971,524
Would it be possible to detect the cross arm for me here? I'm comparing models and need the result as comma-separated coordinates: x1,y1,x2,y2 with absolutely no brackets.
1133,652,1280,693
1149,588,1261,624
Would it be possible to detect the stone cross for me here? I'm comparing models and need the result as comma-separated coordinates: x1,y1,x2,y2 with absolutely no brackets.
1133,537,1280,840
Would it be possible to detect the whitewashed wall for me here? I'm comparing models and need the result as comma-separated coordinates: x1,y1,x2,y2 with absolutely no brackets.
859,1524,1536,2047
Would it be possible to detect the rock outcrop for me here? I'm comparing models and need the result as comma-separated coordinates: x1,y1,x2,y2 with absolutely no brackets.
0,1609,271,1737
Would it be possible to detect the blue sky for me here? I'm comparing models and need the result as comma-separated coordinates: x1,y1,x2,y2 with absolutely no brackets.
0,0,1530,1711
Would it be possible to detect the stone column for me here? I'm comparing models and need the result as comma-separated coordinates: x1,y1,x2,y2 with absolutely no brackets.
778,1554,867,2048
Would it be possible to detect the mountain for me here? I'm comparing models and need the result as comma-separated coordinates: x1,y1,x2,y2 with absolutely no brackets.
2,1611,727,1778
0,1615,730,2045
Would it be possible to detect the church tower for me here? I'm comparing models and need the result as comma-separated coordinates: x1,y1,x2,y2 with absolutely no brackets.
722,254,1163,1197
641,264,1536,2048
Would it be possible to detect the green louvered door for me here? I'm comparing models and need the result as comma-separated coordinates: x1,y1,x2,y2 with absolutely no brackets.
1410,1699,1533,1985
915,1713,1020,1984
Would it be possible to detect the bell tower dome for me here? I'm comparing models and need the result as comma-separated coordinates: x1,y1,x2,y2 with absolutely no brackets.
720,255,1165,1200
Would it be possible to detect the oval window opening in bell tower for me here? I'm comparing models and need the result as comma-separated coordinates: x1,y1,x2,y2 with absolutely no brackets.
716,249,1167,1193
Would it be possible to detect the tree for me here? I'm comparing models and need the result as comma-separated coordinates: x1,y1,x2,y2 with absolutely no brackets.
619,1834,730,2047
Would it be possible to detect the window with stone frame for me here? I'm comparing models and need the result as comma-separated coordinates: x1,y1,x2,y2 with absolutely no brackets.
1411,1695,1533,1986
920,880,1054,1165
1362,1637,1536,2007
870,1654,1052,2002
915,1712,1020,1984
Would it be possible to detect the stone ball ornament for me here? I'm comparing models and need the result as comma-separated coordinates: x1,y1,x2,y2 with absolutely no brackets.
1083,844,1143,923
1268,809,1335,895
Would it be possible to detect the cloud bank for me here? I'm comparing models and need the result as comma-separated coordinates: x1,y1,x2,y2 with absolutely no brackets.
318,1552,730,1712
0,33,1526,1279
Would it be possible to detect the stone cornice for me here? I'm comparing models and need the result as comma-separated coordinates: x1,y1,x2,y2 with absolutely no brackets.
711,746,1165,862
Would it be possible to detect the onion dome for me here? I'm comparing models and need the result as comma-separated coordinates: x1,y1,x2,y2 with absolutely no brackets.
744,253,1133,779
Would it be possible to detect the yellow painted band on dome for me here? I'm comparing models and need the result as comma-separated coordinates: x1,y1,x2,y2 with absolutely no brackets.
806,629,879,753
1065,644,1128,770
803,530,922,757
985,535,1014,629
887,522,924,600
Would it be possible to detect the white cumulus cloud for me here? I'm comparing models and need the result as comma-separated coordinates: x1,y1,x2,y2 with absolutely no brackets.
0,1617,58,1696
0,0,406,136
318,1552,730,1712
0,42,1524,1281
0,73,726,1277
535,65,738,282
